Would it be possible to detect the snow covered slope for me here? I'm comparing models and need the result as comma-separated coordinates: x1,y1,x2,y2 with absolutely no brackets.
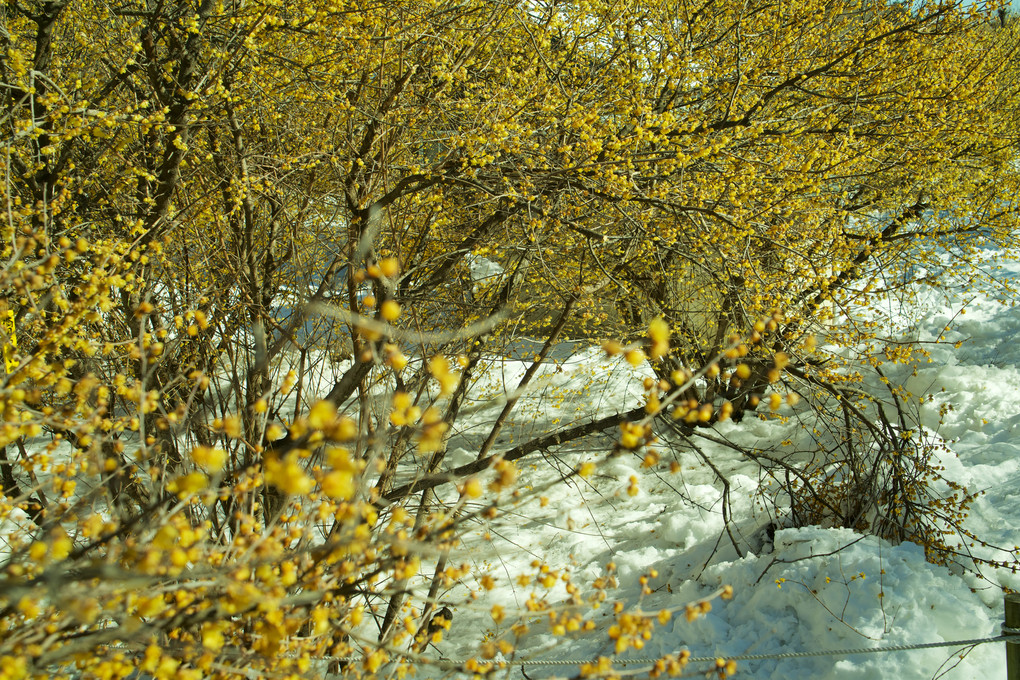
420,254,1020,679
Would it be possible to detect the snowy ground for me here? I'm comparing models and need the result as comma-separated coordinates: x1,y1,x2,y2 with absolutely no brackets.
416,254,1020,679
6,253,1018,680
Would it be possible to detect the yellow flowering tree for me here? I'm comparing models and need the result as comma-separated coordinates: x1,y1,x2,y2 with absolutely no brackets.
0,0,1017,678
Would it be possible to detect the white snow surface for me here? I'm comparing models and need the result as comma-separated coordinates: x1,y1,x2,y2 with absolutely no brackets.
412,252,1020,679
7,253,1019,679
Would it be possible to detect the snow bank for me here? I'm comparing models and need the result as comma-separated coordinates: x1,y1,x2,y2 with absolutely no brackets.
428,250,1020,679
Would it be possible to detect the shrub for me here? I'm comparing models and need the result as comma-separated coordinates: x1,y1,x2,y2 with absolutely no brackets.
0,1,1018,678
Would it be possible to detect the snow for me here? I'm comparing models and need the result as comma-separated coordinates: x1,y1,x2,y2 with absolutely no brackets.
7,252,1020,679
411,250,1020,679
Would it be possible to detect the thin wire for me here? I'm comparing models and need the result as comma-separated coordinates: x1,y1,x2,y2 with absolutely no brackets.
681,634,1008,664
328,632,1011,667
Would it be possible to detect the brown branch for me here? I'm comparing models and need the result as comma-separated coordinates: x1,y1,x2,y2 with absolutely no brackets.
380,404,647,506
